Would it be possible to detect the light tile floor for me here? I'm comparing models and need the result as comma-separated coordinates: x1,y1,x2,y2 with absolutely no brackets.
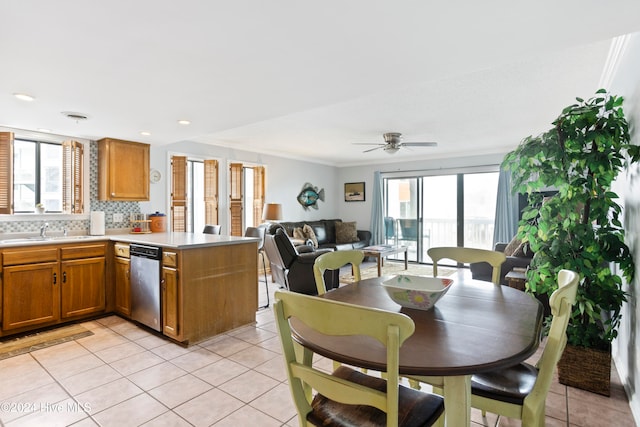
0,266,636,426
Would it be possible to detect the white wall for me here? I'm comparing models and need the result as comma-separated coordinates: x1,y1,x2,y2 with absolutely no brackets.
139,141,339,233
609,33,640,422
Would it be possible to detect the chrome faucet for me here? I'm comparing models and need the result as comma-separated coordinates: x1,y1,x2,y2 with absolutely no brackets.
40,222,49,238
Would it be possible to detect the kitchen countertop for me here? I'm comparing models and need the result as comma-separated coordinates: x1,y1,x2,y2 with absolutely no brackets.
0,232,260,249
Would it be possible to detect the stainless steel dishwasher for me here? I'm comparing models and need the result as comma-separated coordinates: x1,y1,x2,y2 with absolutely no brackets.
130,243,162,331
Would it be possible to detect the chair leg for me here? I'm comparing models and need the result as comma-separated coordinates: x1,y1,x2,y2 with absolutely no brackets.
258,251,269,309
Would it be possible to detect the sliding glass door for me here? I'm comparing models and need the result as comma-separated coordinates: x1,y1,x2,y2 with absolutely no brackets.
384,171,498,264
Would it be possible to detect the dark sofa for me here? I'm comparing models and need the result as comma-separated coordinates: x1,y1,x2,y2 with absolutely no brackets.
270,219,371,251
470,242,533,286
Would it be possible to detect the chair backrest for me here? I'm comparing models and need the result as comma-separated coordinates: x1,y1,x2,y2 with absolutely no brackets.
273,290,415,426
397,219,418,240
428,246,506,285
203,224,221,234
313,250,364,295
244,226,265,250
524,269,579,416
384,217,396,238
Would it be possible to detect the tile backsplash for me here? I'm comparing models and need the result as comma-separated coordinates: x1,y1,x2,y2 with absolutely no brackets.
1,141,142,234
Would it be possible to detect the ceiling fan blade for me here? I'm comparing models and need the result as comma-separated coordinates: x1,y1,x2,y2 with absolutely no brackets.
352,142,385,146
402,142,438,147
363,146,383,153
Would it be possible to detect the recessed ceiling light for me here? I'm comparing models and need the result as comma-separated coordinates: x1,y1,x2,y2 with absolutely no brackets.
38,128,52,133
14,93,35,101
177,120,191,125
140,131,151,136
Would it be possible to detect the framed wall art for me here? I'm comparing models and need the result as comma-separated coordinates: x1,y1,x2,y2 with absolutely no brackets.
344,182,365,202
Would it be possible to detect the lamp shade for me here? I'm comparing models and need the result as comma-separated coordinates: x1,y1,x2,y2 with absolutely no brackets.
262,203,283,221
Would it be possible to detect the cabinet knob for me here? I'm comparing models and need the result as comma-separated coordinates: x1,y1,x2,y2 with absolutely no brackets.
53,272,57,285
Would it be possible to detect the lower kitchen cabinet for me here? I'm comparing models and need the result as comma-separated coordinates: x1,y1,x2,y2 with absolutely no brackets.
2,261,60,330
0,242,108,337
162,265,180,340
114,256,131,316
61,257,106,318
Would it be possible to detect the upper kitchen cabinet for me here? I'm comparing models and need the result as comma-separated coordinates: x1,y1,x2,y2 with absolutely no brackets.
98,138,150,201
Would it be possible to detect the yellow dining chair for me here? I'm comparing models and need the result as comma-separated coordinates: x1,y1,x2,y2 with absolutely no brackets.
273,290,445,427
428,246,506,285
313,250,364,295
469,269,579,426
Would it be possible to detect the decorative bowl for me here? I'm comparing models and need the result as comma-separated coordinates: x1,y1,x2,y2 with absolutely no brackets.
381,275,454,310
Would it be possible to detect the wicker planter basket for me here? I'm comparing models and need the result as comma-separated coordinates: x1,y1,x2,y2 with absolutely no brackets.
557,343,611,396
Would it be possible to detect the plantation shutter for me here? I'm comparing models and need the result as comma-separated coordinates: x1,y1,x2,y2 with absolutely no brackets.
0,132,13,214
171,156,187,232
204,159,218,226
253,166,265,226
62,140,84,213
229,162,243,236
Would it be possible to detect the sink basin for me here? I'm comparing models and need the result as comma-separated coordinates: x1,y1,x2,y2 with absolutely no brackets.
0,235,93,244
49,235,93,241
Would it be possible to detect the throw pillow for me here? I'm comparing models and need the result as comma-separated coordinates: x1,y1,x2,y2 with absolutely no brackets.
503,236,522,256
512,242,526,257
293,227,305,240
302,224,319,248
335,221,358,244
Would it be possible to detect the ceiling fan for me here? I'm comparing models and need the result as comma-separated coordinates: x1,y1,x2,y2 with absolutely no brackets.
354,132,438,154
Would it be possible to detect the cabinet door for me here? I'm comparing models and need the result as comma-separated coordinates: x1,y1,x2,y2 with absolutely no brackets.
114,257,131,316
2,262,60,330
60,257,106,318
98,138,150,201
162,266,181,340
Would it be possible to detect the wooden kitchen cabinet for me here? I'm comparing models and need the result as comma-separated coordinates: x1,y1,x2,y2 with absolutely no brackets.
113,242,131,316
1,247,60,331
161,250,181,340
60,243,106,319
60,257,106,318
162,266,180,340
2,261,60,330
0,242,108,336
98,137,150,201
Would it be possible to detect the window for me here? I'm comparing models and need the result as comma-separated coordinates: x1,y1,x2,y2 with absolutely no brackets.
229,163,265,236
384,171,499,264
171,156,218,232
0,132,83,214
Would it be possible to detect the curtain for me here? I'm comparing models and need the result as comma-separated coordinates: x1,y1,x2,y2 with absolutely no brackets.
492,167,519,246
369,171,384,246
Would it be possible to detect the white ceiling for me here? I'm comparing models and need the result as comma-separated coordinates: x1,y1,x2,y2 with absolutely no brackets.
2,1,640,167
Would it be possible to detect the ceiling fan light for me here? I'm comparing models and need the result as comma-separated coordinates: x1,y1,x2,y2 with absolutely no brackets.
384,146,400,154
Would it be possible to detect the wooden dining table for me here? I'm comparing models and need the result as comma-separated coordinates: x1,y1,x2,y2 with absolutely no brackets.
290,272,544,426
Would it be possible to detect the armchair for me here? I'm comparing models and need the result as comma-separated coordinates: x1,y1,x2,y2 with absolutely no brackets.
263,228,339,295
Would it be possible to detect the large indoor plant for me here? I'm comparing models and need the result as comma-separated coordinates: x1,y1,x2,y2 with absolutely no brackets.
502,89,639,395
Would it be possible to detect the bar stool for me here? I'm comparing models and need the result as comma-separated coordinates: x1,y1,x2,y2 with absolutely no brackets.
245,226,269,308
203,224,221,234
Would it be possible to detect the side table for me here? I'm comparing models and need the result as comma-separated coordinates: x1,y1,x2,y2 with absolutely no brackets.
505,268,527,291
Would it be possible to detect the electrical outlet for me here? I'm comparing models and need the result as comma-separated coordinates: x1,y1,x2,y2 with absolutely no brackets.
113,213,124,223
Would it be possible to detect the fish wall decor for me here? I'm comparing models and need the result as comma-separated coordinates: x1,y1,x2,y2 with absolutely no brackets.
297,182,325,210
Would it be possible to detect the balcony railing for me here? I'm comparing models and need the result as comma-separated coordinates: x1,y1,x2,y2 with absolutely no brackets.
386,217,495,263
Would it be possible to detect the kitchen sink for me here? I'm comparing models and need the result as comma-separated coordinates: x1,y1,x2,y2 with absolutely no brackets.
49,235,93,241
0,235,94,244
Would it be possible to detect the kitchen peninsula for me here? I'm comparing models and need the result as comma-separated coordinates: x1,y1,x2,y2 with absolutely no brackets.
0,232,259,346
